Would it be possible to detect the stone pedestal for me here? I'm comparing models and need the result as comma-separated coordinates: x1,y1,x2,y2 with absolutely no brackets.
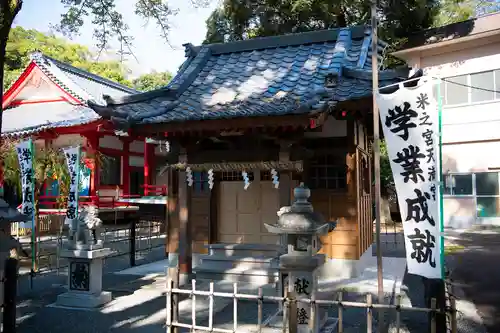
56,247,114,308
281,254,328,333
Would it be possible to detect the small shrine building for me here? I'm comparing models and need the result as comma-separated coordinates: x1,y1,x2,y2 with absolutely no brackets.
90,25,409,277
2,52,168,214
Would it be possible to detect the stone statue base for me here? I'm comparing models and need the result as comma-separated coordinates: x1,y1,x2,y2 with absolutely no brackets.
55,247,114,309
69,240,104,251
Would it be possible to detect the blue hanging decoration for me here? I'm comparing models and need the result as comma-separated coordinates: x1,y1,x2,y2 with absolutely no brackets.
271,168,279,189
186,167,193,187
208,169,214,190
242,171,250,190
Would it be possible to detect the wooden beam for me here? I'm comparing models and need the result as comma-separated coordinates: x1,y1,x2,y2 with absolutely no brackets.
187,147,279,164
177,153,192,274
134,114,313,136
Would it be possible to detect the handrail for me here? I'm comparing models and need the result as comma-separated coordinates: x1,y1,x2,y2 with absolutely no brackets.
140,184,168,196
18,185,168,210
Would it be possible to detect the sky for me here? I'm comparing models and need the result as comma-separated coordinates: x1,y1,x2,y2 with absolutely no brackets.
14,0,219,77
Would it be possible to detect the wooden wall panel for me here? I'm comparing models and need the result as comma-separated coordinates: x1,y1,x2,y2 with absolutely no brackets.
311,191,360,260
191,193,211,255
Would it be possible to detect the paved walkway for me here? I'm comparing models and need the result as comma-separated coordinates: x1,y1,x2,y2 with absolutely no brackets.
445,226,500,333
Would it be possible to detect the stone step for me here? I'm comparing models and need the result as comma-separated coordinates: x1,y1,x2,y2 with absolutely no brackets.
205,243,285,257
199,254,278,270
195,265,280,285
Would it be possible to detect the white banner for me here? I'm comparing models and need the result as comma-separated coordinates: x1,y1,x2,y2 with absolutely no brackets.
376,79,442,279
16,140,35,227
63,146,81,221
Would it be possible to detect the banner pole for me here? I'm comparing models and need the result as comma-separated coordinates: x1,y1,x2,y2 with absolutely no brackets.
371,0,384,309
437,83,445,279
30,138,36,289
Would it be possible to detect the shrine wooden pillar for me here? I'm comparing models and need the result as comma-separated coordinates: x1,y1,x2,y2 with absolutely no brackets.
167,151,192,274
278,146,293,207
122,139,130,195
85,133,100,197
279,145,292,245
144,139,150,195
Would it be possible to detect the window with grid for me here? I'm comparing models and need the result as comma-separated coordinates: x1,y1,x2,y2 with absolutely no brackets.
307,154,347,190
193,171,209,193
443,173,473,195
220,171,254,181
435,69,500,106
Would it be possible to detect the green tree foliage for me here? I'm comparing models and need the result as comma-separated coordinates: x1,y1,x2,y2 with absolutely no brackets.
4,26,131,90
379,140,394,195
132,70,173,92
203,0,440,45
435,0,500,26
3,26,173,92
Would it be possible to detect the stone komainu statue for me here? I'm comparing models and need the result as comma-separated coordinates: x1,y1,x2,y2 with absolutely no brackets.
66,205,103,247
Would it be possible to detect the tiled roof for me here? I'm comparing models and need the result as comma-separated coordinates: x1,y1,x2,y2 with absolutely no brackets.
3,52,138,137
30,52,138,104
3,102,100,137
89,25,408,126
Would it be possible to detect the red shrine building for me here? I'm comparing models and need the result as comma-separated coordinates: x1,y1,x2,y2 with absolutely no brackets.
2,52,167,212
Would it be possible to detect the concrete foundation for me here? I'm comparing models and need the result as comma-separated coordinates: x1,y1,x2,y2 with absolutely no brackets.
317,245,374,280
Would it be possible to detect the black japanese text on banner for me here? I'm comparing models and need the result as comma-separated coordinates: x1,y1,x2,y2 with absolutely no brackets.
64,146,81,220
376,80,442,279
16,139,35,227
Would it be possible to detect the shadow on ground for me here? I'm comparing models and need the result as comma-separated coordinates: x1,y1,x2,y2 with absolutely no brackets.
446,229,500,333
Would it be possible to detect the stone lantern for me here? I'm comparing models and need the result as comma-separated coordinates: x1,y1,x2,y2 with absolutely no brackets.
0,198,30,327
264,183,336,333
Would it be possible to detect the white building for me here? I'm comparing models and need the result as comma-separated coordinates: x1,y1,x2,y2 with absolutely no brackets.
393,12,500,229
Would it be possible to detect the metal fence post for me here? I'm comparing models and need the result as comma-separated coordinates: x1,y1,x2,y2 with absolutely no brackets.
129,219,136,267
167,266,180,333
430,298,437,333
338,291,343,333
288,290,297,333
166,278,173,333
3,258,18,333
450,297,457,333
282,288,289,333
366,294,373,333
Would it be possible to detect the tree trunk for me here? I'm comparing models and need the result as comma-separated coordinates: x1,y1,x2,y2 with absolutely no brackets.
336,7,347,27
0,0,23,202
0,0,23,136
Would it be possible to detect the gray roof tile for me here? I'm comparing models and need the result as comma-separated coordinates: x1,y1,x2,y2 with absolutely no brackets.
3,103,99,137
90,25,406,126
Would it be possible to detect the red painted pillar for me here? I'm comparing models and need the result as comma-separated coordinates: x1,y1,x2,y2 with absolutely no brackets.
149,143,156,186
144,139,150,196
122,139,130,195
85,133,100,198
